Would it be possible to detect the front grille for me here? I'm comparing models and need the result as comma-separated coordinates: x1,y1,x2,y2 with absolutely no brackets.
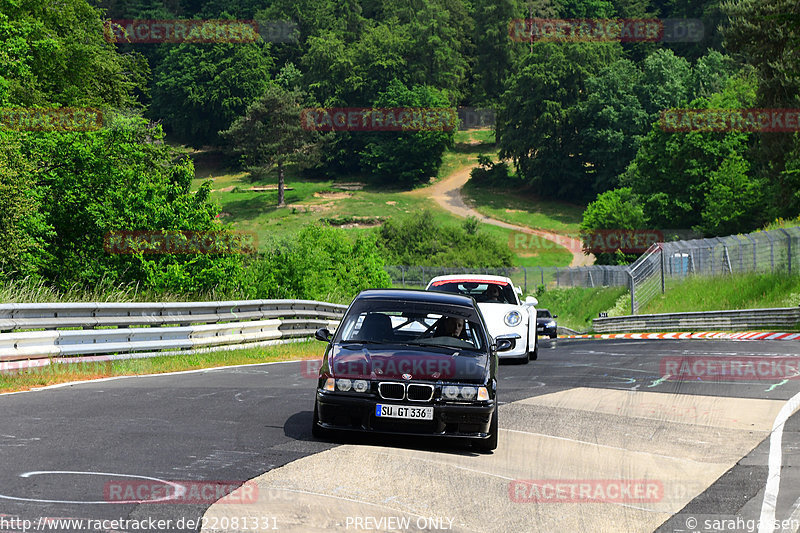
407,384,434,402
378,382,405,400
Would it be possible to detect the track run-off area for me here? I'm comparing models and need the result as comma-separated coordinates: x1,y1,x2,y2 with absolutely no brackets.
0,338,799,533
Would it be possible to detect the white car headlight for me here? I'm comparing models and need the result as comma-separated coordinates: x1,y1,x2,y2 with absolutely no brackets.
547,320,556,327
504,310,522,327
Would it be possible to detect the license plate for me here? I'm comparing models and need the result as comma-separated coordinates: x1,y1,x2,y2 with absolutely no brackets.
375,404,434,420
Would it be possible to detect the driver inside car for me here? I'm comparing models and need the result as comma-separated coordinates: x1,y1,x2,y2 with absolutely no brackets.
483,284,504,303
434,316,465,339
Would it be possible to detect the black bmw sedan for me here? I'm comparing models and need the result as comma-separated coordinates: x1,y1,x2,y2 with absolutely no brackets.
311,288,510,451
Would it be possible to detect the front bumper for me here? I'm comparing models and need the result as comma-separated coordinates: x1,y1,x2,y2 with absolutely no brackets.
537,323,557,336
315,391,495,439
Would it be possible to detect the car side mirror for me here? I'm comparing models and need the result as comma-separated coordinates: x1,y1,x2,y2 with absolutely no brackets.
495,339,513,352
314,328,333,342
553,315,558,318
525,296,538,305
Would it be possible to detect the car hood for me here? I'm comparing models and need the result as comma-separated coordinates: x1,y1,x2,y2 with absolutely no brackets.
330,344,489,383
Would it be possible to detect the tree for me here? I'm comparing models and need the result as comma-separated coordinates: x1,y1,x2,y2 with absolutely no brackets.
357,80,455,187
150,42,274,146
471,0,517,105
497,42,622,201
620,74,768,235
575,58,650,193
0,0,147,107
0,114,244,292
221,85,323,206
580,187,646,264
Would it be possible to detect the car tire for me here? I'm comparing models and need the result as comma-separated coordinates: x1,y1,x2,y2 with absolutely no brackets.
550,333,557,339
311,401,330,439
476,404,498,452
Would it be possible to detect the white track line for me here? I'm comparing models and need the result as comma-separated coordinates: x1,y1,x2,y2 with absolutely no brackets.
759,391,800,533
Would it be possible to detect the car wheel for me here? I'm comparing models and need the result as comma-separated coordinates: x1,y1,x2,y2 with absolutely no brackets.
476,403,498,452
311,401,330,439
550,333,557,339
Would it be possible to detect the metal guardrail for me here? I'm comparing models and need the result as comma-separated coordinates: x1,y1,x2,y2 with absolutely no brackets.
592,307,800,333
0,300,346,362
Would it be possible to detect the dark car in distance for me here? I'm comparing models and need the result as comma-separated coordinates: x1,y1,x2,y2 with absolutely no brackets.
536,308,558,339
311,288,511,451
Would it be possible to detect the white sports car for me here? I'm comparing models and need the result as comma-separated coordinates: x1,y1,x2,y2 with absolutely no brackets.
425,275,539,363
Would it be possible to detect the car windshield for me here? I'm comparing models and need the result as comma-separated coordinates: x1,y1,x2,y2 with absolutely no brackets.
429,281,516,304
338,300,486,351
539,309,551,318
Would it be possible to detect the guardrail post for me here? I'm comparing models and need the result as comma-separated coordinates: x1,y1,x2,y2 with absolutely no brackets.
778,228,792,274
628,269,636,315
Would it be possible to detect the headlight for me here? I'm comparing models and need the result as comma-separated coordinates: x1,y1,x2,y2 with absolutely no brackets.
504,310,522,327
443,385,460,400
546,320,556,327
441,385,484,401
330,378,370,393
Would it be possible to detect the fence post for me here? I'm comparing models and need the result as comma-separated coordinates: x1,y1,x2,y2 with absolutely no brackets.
540,266,544,286
555,267,560,287
778,228,792,275
766,232,775,272
401,266,405,287
745,233,757,271
523,267,527,293
628,269,636,315
660,245,665,293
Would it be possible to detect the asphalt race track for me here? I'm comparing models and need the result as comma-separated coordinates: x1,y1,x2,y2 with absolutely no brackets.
1,338,799,533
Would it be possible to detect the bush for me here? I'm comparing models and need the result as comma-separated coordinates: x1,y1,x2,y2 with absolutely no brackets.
378,210,513,267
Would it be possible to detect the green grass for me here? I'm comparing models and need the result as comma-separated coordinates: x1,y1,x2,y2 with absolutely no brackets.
534,286,629,332
0,341,321,393
188,134,574,268
462,180,585,237
641,272,800,315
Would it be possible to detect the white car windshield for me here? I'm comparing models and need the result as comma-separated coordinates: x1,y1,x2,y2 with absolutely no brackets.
429,281,516,304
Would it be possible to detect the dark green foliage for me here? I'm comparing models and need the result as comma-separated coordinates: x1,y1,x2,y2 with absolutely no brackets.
0,0,148,107
150,42,274,146
358,80,455,186
0,114,244,292
377,211,513,267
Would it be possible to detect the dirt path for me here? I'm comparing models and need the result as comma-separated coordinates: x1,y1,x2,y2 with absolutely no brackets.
408,164,595,267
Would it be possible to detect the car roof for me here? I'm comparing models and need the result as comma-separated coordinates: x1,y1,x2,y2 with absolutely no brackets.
354,288,476,307
427,274,513,286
